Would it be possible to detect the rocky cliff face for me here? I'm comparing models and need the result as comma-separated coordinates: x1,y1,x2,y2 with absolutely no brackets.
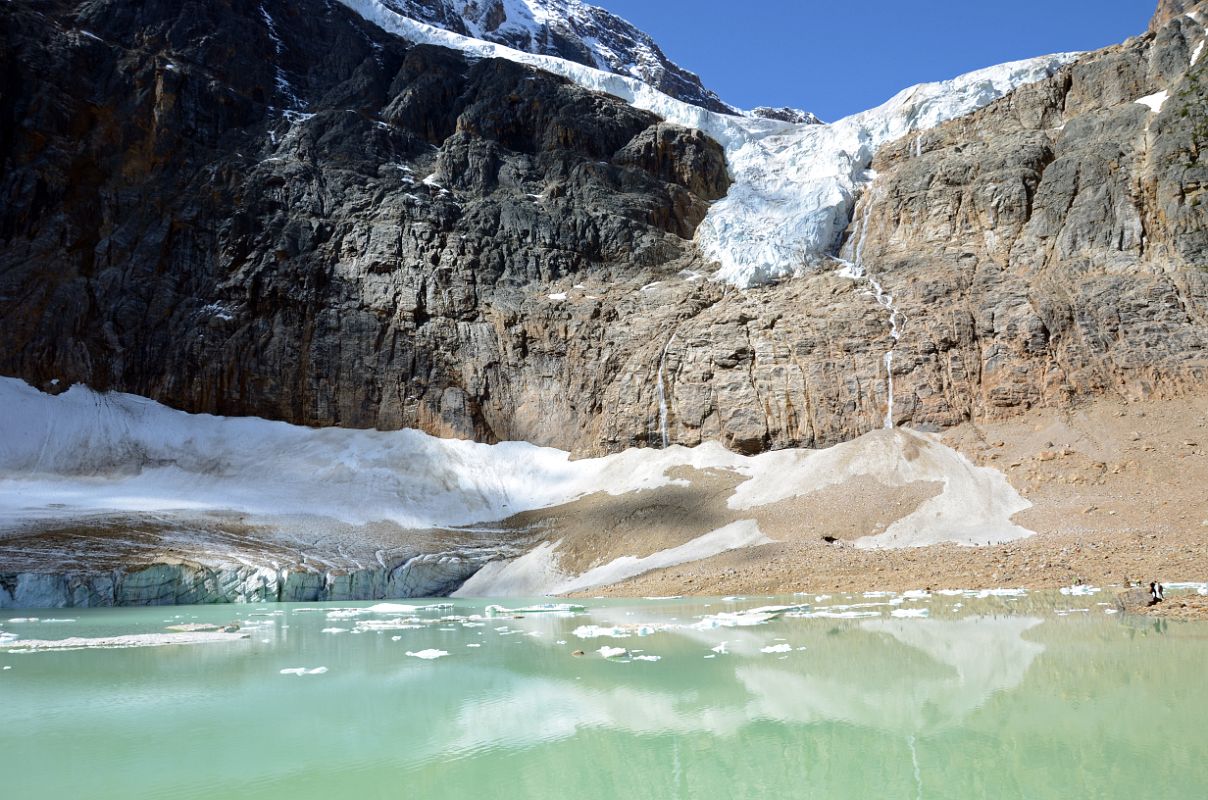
0,0,727,444
2,0,1206,458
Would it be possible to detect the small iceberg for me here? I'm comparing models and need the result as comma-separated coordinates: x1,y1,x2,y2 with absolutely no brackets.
279,667,328,676
486,603,584,616
405,649,449,660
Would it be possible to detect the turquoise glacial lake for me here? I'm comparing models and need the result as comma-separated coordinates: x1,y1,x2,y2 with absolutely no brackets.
1,592,1205,799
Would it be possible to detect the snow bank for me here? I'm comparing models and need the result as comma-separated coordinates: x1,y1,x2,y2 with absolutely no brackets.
1136,90,1169,113
0,379,1033,574
0,378,732,530
455,519,770,596
337,0,1079,287
727,428,1033,549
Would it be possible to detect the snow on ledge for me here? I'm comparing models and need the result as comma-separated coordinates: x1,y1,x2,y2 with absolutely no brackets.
336,0,1080,288
1136,90,1170,113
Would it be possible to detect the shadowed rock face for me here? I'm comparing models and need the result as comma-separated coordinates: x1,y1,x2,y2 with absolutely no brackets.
0,0,727,443
2,0,1207,457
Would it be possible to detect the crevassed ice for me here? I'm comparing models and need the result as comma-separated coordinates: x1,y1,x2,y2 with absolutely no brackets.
337,0,1079,287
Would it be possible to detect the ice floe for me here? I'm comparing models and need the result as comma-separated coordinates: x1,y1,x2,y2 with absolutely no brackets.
280,667,328,676
1059,585,1100,597
2,632,248,652
406,649,450,659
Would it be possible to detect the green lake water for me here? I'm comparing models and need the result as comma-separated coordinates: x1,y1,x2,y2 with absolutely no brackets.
1,591,1205,799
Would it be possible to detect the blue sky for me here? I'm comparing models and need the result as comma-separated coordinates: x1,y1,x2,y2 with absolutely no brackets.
597,1,1154,121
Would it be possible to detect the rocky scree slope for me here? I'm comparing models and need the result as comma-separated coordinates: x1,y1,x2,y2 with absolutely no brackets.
1,0,1207,456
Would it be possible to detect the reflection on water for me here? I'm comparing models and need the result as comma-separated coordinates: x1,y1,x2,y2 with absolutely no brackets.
1,594,1205,799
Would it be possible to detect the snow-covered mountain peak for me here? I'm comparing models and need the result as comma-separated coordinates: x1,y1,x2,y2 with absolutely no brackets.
746,106,824,125
378,0,743,113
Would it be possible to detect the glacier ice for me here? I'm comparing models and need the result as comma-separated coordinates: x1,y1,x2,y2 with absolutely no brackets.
338,0,1080,287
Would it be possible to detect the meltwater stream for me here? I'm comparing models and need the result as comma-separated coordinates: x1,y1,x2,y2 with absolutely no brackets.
839,187,904,429
2,592,1206,799
655,332,677,449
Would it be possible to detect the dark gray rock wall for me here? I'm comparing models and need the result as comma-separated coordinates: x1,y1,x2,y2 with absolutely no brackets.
0,0,726,444
1,0,1206,458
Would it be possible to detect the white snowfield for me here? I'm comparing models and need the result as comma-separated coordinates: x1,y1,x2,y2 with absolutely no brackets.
0,379,1033,593
453,520,773,597
337,0,1080,287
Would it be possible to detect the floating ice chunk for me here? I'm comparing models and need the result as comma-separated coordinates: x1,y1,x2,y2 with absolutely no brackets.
406,649,450,660
901,590,930,600
692,604,808,630
799,610,882,619
891,608,930,618
6,618,38,624
280,666,328,676
488,603,584,615
572,625,632,639
632,655,661,662
975,588,1028,598
3,632,247,651
711,642,728,654
368,603,452,613
1059,585,1100,597
597,646,628,659
760,643,792,654
466,643,481,648
320,627,348,634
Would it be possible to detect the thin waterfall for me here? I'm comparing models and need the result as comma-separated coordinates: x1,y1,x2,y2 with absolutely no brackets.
838,189,904,429
908,734,924,800
655,332,677,448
